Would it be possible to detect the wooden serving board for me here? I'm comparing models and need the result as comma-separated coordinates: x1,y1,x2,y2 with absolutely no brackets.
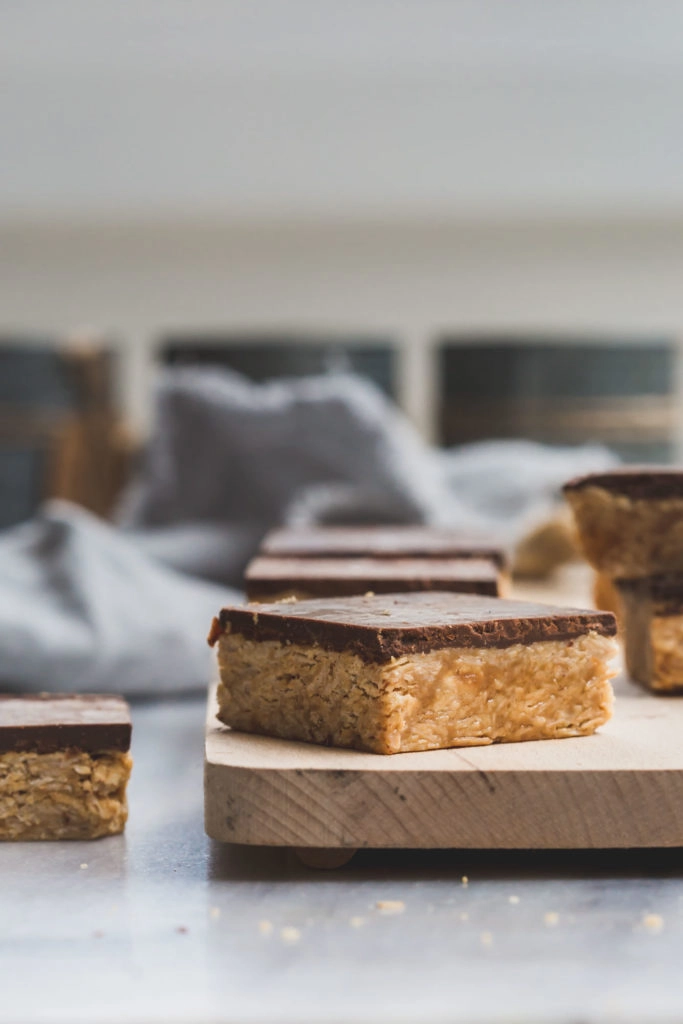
204,678,683,859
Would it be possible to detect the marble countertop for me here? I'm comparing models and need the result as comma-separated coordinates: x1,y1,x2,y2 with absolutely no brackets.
2,689,682,1024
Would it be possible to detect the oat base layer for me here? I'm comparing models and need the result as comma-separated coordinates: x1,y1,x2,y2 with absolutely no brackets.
566,486,683,577
216,631,616,754
0,749,132,840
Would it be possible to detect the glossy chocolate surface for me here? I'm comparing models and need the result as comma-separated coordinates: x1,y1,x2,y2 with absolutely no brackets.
213,591,616,661
260,526,507,568
0,694,132,754
564,468,683,499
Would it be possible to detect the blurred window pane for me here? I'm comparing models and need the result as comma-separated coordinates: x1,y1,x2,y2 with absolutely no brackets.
0,339,115,412
160,334,396,398
0,447,46,529
438,336,675,462
0,339,122,528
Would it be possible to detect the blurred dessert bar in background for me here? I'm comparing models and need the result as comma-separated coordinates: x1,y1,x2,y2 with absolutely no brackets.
244,554,501,601
565,468,683,690
260,525,508,568
616,577,683,692
564,469,683,578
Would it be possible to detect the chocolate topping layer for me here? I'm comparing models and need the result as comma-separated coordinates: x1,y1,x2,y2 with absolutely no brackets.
563,468,683,499
260,526,507,568
616,576,683,615
211,591,616,661
0,694,132,754
244,555,500,599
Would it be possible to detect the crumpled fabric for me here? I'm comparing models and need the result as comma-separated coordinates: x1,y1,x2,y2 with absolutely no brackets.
120,368,617,577
0,368,618,693
118,368,447,535
0,501,236,695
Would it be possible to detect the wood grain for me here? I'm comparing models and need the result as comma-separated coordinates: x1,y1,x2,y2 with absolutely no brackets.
204,678,683,850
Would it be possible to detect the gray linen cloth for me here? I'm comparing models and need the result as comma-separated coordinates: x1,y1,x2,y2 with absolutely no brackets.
0,368,617,694
118,369,445,534
0,501,236,695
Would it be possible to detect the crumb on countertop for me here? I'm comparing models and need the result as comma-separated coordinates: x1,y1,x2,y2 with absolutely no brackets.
376,900,405,915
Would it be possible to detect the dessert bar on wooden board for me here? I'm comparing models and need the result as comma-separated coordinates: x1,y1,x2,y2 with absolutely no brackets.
205,491,683,859
260,525,507,568
244,554,501,601
204,676,683,856
0,694,132,841
209,592,616,754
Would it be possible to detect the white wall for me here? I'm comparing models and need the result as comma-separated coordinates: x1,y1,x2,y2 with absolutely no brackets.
3,2,683,447
3,1,683,220
3,218,683,446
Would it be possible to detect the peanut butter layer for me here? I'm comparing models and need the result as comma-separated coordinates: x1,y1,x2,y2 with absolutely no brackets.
564,470,683,577
617,577,683,691
215,630,616,754
244,555,500,601
0,748,131,840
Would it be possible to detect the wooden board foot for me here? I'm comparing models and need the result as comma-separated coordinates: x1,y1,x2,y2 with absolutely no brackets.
294,847,357,869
